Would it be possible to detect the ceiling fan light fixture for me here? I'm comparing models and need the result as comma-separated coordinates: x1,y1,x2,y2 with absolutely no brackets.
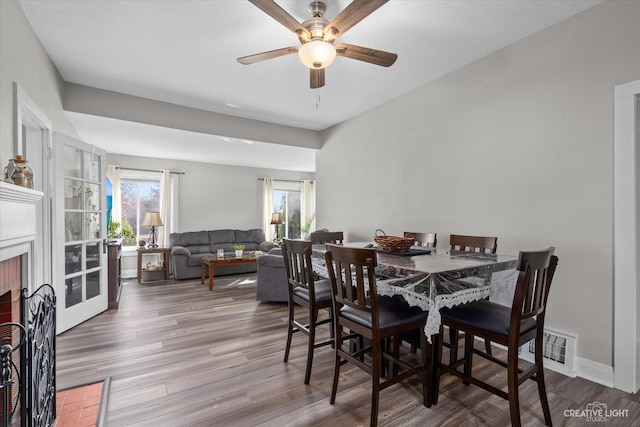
298,39,336,69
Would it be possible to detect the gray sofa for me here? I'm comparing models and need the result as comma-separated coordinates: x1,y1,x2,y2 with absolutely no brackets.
255,229,333,302
170,229,277,280
256,248,288,302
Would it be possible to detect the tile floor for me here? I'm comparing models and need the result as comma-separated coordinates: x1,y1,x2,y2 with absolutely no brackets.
55,381,103,427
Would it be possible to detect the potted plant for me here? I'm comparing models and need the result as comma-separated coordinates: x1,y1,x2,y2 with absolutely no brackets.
107,220,137,246
291,213,316,240
233,244,245,258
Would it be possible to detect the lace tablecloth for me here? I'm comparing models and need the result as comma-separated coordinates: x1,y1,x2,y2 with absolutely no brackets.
312,245,518,340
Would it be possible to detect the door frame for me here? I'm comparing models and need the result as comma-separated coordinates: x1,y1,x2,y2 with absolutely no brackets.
614,79,640,393
14,83,53,293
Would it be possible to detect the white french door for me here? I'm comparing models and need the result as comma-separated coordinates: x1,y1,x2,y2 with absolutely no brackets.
54,133,108,333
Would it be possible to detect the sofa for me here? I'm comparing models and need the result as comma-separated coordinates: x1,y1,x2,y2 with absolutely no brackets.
170,229,277,280
256,248,288,302
255,229,333,302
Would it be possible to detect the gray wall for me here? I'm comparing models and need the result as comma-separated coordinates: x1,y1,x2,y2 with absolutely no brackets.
317,0,640,368
107,153,314,232
0,1,79,164
109,153,314,275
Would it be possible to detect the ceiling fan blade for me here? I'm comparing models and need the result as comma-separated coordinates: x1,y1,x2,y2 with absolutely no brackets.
310,68,325,89
335,43,397,67
324,0,389,41
237,46,298,65
249,0,310,41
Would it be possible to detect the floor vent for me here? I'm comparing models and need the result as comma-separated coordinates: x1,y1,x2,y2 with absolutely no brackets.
519,328,577,377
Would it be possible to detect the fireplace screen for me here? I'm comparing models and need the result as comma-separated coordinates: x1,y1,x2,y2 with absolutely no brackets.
22,284,56,427
0,322,26,427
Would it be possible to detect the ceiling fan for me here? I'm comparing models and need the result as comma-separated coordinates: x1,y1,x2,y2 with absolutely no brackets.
237,0,397,89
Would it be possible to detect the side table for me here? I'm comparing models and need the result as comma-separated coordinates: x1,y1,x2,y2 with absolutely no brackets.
137,247,171,283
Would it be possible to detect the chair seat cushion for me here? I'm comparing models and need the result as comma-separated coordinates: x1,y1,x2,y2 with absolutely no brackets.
292,279,333,304
441,299,536,337
341,296,427,331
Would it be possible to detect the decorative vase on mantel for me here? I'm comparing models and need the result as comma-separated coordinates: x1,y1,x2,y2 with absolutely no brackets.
3,155,34,189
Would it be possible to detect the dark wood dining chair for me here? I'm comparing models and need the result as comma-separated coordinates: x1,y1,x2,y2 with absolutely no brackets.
324,244,432,427
449,234,497,253
448,234,498,361
404,232,437,248
434,248,558,427
309,230,344,244
281,238,334,384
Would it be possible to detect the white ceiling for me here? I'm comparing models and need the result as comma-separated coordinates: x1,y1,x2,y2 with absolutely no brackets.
19,0,602,171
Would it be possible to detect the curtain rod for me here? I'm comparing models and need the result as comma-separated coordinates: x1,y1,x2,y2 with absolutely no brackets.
258,178,312,183
116,166,184,175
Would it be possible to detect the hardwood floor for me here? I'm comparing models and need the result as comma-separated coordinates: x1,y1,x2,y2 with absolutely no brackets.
56,275,640,426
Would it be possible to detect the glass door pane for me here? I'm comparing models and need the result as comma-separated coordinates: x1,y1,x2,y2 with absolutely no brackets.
56,133,108,332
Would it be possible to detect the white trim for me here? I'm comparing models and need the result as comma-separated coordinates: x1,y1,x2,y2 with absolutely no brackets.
14,83,52,155
576,357,615,389
13,83,53,291
273,180,302,192
490,339,613,389
0,181,43,293
118,168,161,180
613,79,640,393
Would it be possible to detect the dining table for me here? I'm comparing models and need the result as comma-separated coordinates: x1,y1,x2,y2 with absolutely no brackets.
311,242,519,340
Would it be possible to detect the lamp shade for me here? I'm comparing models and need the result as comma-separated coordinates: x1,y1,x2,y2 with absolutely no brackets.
298,40,336,69
142,212,163,227
270,212,283,225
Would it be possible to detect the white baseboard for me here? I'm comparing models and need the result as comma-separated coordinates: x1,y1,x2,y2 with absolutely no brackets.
488,340,615,389
122,269,137,279
575,357,614,388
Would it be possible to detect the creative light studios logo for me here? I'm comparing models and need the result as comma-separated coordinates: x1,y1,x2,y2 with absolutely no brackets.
564,402,630,422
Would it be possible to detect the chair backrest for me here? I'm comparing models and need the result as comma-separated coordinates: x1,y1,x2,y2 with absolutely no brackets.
281,238,317,298
404,232,437,248
309,230,344,245
449,234,497,254
324,244,379,321
511,247,558,331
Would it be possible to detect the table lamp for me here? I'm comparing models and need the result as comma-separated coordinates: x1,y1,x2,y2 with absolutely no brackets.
143,212,163,248
270,212,283,242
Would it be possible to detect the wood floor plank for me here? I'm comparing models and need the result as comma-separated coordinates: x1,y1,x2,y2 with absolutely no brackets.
55,275,638,426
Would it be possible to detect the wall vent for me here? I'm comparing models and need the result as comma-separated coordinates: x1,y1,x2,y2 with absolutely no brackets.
519,328,577,377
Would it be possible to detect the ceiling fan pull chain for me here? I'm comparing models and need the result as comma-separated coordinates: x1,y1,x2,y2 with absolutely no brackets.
316,89,320,109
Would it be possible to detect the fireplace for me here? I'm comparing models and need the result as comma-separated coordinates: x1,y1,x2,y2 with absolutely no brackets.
0,255,23,425
0,256,22,325
0,180,42,295
0,181,43,425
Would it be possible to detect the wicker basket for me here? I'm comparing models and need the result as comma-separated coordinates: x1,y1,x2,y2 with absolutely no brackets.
141,268,166,282
374,229,415,253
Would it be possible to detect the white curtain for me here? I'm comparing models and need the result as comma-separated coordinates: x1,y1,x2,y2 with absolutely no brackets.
301,179,316,235
159,169,175,247
262,178,275,241
106,165,121,227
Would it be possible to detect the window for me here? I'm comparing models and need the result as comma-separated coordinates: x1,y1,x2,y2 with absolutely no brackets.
119,170,160,246
273,181,302,239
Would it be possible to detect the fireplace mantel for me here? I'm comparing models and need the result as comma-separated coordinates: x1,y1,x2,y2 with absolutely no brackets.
1,180,44,299
0,180,43,250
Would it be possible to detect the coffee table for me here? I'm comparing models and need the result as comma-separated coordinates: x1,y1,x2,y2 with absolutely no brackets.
201,252,259,291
